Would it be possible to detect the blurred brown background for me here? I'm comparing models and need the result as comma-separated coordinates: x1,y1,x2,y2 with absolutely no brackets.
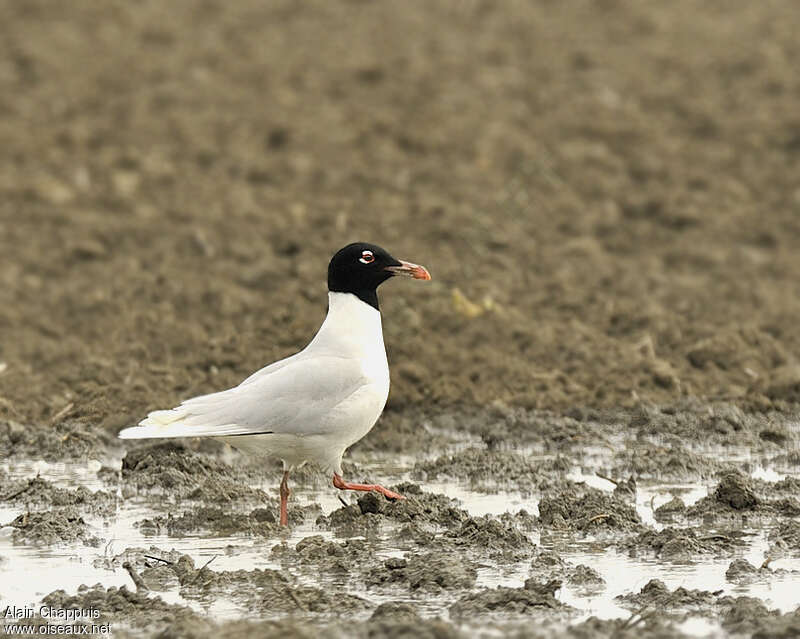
2,0,800,434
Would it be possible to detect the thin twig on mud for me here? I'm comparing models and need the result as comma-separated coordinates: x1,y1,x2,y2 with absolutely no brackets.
586,513,610,525
699,534,732,543
284,587,307,611
1,479,35,502
123,561,149,592
144,554,174,566
183,555,219,587
50,402,74,425
595,473,619,486
614,606,655,637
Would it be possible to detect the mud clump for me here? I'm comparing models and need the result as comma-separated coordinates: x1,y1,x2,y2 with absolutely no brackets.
565,615,683,639
366,603,462,639
368,552,477,591
449,578,567,620
723,558,796,586
687,470,800,522
616,579,717,612
0,475,116,516
369,602,422,623
565,564,606,594
653,496,687,523
137,504,318,536
500,509,539,531
768,520,800,555
624,401,793,449
170,554,369,614
6,509,101,546
444,515,536,560
271,536,374,575
121,441,267,502
530,550,569,575
188,571,369,614
138,565,181,592
711,470,759,509
321,483,468,531
136,507,273,537
500,412,590,451
686,470,757,520
41,584,205,629
412,447,557,492
538,485,643,533
621,527,747,561
612,443,722,480
718,596,800,636
726,558,760,584
0,419,109,461
529,550,605,595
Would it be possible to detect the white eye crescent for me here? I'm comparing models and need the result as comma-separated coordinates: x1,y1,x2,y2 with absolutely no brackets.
359,250,375,264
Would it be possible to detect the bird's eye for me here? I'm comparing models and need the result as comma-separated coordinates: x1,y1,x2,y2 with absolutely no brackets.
359,250,375,264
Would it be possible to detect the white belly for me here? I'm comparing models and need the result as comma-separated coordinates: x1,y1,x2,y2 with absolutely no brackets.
223,376,389,475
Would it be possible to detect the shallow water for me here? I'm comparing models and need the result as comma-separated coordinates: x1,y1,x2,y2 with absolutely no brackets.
1,453,799,634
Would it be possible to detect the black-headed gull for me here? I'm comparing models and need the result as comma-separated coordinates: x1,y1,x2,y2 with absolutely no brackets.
119,242,431,525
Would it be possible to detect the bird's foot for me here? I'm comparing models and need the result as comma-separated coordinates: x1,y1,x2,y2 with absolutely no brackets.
332,473,405,501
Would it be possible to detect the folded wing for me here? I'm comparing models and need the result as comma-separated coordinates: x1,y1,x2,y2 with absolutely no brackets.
119,354,366,439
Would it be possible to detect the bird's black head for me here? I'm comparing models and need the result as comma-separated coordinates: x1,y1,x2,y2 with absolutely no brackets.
327,242,431,310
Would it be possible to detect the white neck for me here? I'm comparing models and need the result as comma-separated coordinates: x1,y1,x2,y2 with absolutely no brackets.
308,292,385,355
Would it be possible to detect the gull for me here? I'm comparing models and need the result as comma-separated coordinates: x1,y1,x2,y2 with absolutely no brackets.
119,242,431,525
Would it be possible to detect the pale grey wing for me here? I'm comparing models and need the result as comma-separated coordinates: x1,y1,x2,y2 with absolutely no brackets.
236,349,305,387
120,355,366,439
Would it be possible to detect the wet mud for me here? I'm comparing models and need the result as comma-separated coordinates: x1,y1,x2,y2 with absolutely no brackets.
0,475,116,515
135,506,285,537
538,484,643,534
367,552,478,592
120,441,270,502
6,509,102,547
449,578,567,620
321,483,469,531
3,403,798,637
621,527,749,561
412,447,561,492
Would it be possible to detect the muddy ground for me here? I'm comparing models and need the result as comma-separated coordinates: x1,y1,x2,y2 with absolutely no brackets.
1,1,800,638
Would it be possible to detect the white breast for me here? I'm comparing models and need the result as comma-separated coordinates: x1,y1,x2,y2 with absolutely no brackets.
308,291,391,418
283,291,390,469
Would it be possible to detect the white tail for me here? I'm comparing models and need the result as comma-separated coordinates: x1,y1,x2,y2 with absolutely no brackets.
118,407,239,439
121,405,261,439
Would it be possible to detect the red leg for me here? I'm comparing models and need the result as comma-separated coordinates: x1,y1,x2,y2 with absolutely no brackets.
279,470,290,526
332,472,405,501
